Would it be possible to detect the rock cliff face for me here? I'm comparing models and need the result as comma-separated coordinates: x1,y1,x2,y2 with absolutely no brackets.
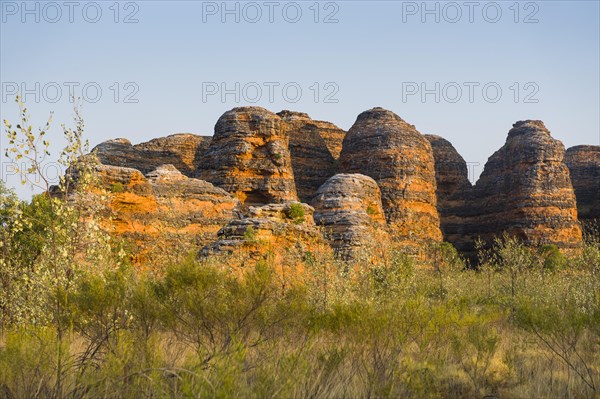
466,120,582,251
312,174,387,258
71,163,238,265
424,135,472,248
277,110,345,202
197,107,297,204
339,107,442,253
565,145,600,223
93,134,211,176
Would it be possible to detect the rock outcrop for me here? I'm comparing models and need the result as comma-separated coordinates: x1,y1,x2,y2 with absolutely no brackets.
339,107,442,253
200,202,328,264
71,107,591,265
465,120,582,251
197,107,297,204
311,174,387,258
424,135,472,248
67,163,238,266
565,145,600,223
93,134,211,176
277,110,345,202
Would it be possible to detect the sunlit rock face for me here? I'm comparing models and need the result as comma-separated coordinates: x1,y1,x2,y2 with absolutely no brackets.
339,107,442,254
199,202,328,264
463,120,583,252
63,163,239,266
312,173,388,259
72,109,589,265
197,107,297,205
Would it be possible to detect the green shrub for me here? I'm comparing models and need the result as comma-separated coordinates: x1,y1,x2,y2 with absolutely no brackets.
243,226,257,242
538,244,566,271
0,243,599,398
366,205,378,215
110,182,125,193
0,328,60,398
286,203,305,223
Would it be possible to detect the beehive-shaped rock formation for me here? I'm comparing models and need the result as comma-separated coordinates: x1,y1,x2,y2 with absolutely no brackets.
197,107,297,204
312,173,387,258
339,107,442,253
200,202,328,264
467,120,582,250
63,163,238,266
425,134,472,249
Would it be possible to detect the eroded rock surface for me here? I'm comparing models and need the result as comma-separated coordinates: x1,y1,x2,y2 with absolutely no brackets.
67,163,238,266
425,135,472,248
277,110,345,202
197,107,297,204
565,145,600,223
93,134,211,176
74,109,590,264
200,202,326,262
339,107,442,253
465,120,582,251
312,173,387,258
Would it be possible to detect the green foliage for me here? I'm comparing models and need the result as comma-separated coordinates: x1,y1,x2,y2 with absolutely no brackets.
286,202,305,223
538,244,567,271
0,327,59,398
366,205,378,215
110,182,125,193
513,280,600,393
1,95,124,398
243,226,257,242
0,242,599,398
0,180,19,220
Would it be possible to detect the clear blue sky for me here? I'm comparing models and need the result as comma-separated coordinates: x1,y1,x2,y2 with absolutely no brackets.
1,0,599,198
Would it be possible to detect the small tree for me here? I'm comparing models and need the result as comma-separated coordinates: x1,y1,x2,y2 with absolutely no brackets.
538,244,566,271
3,95,120,397
428,241,464,299
493,234,536,306
0,181,25,329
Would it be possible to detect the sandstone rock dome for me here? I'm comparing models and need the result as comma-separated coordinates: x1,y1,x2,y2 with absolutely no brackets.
312,173,387,258
339,107,442,253
466,120,583,250
425,134,472,249
197,107,297,204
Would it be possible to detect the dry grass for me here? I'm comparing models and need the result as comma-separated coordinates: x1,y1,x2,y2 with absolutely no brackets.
1,234,599,398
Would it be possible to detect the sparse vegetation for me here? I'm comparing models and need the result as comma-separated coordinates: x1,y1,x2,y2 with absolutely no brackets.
243,226,257,242
286,202,305,223
1,232,598,398
110,182,125,193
